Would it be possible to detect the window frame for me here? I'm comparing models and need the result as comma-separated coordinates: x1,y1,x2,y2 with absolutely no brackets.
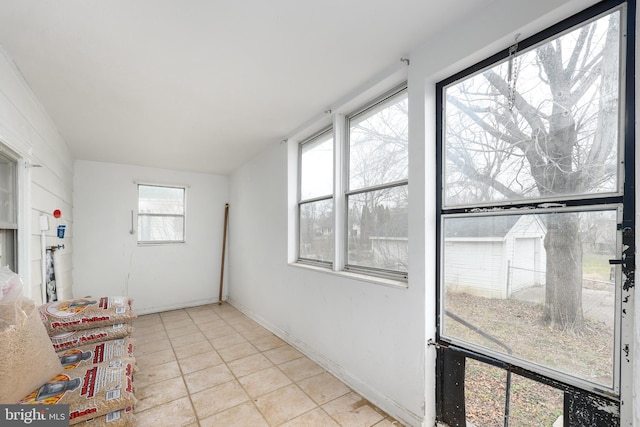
343,84,409,281
434,0,635,424
294,83,410,283
137,183,187,244
297,127,335,267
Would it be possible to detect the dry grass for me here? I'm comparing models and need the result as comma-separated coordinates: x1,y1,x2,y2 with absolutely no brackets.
444,292,613,426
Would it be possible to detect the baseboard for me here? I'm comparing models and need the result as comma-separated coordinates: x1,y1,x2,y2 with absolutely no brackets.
227,297,424,427
135,297,220,315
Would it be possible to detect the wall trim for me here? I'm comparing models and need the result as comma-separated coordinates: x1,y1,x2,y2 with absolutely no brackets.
135,297,220,315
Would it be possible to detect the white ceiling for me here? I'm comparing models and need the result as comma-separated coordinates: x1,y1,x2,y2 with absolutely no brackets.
0,0,492,175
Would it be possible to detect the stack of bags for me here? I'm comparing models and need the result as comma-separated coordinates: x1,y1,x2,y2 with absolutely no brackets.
0,266,139,426
34,296,138,426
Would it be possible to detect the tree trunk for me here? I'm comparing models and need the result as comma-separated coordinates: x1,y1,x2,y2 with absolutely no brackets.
543,213,584,329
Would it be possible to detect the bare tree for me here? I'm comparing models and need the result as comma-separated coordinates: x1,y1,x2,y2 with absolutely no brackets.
445,12,620,329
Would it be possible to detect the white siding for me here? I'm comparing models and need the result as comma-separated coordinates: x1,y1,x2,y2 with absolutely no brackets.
444,240,506,298
0,46,73,302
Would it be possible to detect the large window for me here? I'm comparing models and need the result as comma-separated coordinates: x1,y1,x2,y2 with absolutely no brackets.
137,184,186,243
297,85,409,280
346,88,408,277
436,1,634,425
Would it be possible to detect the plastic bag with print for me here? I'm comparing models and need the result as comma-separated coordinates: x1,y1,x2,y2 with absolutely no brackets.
40,296,136,334
18,357,136,425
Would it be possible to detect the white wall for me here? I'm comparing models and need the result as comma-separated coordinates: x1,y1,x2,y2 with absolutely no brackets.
73,160,228,314
0,46,74,303
228,141,427,426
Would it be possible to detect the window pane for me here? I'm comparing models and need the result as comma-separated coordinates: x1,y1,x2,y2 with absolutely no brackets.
139,185,184,214
349,92,408,190
300,132,333,200
0,155,16,224
442,210,616,387
347,185,408,272
444,11,620,206
299,199,333,263
138,215,184,241
138,185,185,242
0,229,16,272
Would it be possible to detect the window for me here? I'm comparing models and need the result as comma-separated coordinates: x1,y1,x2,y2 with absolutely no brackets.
296,85,409,281
346,88,408,278
0,152,16,271
298,129,334,265
137,184,186,243
436,0,634,425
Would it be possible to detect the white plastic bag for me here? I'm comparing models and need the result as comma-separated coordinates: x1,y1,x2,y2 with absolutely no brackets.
0,267,62,403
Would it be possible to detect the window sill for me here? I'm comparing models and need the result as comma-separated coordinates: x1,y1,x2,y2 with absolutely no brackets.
289,262,408,290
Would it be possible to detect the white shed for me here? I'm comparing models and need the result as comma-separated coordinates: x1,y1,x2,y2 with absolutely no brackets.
443,215,547,299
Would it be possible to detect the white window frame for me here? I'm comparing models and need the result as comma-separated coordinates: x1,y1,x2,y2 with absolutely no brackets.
137,184,186,244
297,127,335,267
344,85,409,280
294,83,409,283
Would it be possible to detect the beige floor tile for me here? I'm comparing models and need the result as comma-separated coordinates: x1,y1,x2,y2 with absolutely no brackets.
263,344,304,365
133,313,160,325
220,313,249,325
178,350,224,374
201,324,237,340
250,334,286,352
169,331,207,347
280,408,340,427
133,322,165,334
238,366,292,398
199,401,269,427
173,339,214,360
217,341,259,362
298,372,351,405
136,360,182,387
227,353,274,378
133,396,196,427
159,309,190,320
254,384,317,426
191,380,250,419
132,303,400,427
279,356,325,382
183,363,235,394
137,349,176,369
162,317,195,331
322,392,385,427
188,310,219,320
185,305,213,314
240,327,275,341
135,376,189,413
165,324,200,338
136,338,171,356
208,332,247,350
231,322,264,334
135,330,169,346
190,315,221,327
195,317,228,332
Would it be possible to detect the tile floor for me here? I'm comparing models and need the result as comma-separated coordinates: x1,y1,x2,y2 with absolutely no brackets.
132,303,404,427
